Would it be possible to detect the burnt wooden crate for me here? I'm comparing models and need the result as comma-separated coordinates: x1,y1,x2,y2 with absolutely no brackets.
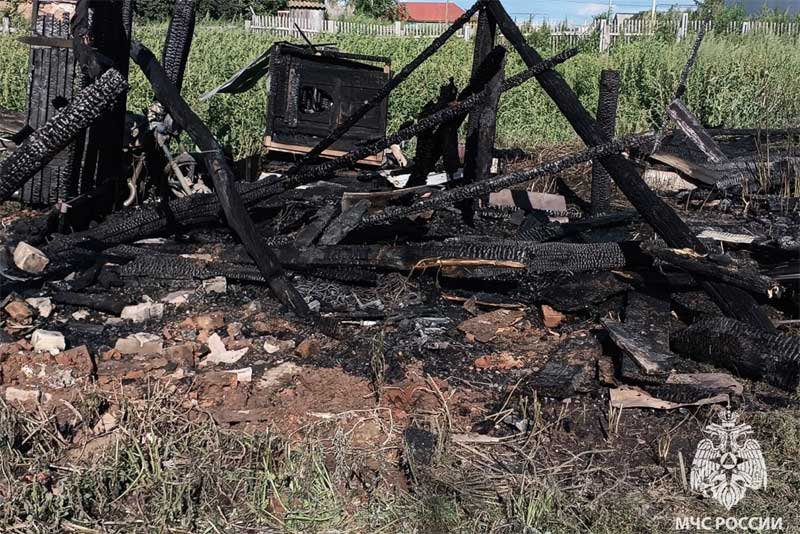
21,0,82,205
264,43,390,165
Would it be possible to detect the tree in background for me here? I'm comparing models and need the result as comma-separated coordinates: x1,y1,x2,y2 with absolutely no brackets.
350,0,398,21
136,0,287,21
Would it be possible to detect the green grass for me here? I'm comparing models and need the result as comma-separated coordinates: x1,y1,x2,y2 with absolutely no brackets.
2,26,800,159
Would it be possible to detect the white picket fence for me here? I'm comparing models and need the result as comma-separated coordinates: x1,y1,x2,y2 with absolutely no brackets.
248,13,800,49
549,15,800,52
248,15,470,39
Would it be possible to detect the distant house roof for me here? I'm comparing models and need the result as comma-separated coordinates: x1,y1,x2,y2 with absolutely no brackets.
399,2,466,23
288,0,325,9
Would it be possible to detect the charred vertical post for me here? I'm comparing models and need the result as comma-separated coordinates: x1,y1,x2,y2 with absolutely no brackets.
129,41,310,317
461,54,505,222
485,0,773,331
591,69,620,215
407,80,458,188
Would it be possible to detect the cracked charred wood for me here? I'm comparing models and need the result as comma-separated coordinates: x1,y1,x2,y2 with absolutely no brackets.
129,41,309,317
51,291,128,315
666,99,727,164
461,51,505,222
362,133,654,226
0,70,128,202
162,0,196,92
641,243,783,299
485,1,772,332
603,319,674,378
295,204,339,247
121,241,649,278
318,200,370,246
671,317,800,392
288,0,484,174
591,70,620,215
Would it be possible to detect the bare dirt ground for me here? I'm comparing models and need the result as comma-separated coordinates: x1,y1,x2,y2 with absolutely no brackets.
1,152,799,533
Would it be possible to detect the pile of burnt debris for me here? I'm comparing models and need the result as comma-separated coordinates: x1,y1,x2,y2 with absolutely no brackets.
0,0,798,414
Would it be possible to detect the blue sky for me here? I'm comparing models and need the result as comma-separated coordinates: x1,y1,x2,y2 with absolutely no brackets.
451,0,697,25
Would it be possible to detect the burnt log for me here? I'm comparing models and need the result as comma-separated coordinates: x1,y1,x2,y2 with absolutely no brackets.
52,290,128,315
288,0,483,174
129,41,309,316
0,69,128,201
642,244,783,299
485,0,772,332
121,241,649,281
318,200,370,246
671,317,800,392
162,0,196,93
407,79,459,188
590,70,620,215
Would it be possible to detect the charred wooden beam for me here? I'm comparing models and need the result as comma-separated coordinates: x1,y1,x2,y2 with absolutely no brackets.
591,70,620,215
603,318,674,378
51,290,128,315
642,243,783,299
0,69,128,202
129,41,309,316
318,200,370,246
484,1,773,331
288,0,484,174
671,317,800,392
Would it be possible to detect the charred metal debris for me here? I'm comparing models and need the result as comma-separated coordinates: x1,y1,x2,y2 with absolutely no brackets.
0,0,798,407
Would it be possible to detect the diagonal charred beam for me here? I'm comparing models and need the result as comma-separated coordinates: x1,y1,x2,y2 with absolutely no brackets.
485,0,773,331
129,40,309,317
288,0,484,174
671,317,800,393
591,69,620,215
362,133,655,226
0,69,128,202
162,0,196,93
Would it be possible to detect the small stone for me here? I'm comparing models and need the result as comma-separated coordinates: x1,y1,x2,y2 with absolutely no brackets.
295,337,321,359
31,329,65,354
161,289,192,306
189,312,225,331
71,310,90,320
230,367,253,383
263,336,296,354
114,333,163,355
5,387,40,404
201,333,248,366
4,300,33,323
120,302,164,322
54,345,93,378
25,297,53,318
13,242,49,273
227,322,243,339
92,412,118,434
258,362,303,389
202,276,227,294
541,305,565,328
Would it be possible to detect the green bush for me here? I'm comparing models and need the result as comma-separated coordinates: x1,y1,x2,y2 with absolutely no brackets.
1,26,799,158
